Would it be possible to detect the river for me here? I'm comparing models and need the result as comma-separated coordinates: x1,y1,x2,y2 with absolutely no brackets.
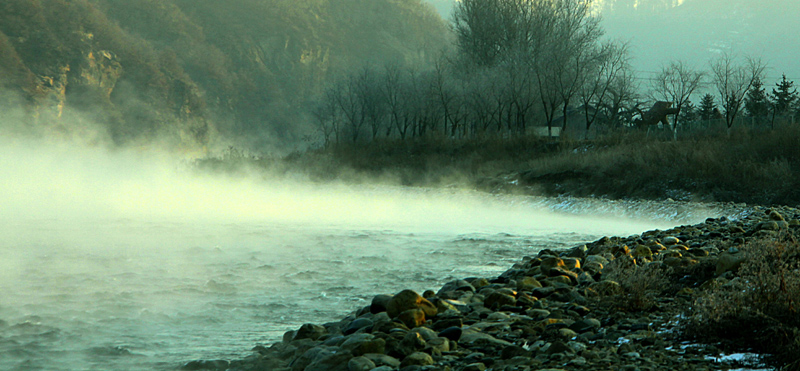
0,141,723,370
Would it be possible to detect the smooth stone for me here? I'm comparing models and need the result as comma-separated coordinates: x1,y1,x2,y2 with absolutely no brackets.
371,295,393,314
463,363,486,371
293,323,328,341
397,309,426,329
344,318,374,335
400,352,434,368
540,257,566,272
362,353,401,369
662,236,680,246
569,318,601,333
305,349,354,371
387,290,437,319
517,276,543,291
347,356,376,371
562,258,581,270
426,337,450,352
546,340,574,355
484,292,516,309
438,326,463,342
409,327,438,341
437,279,476,295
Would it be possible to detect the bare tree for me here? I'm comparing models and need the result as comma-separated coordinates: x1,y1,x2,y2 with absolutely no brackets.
578,41,630,139
651,60,704,140
710,54,768,131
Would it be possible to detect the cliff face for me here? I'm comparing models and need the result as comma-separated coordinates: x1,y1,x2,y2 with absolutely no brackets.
0,0,449,151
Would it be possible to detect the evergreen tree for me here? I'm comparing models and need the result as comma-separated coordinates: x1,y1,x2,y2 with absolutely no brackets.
744,77,769,118
679,99,697,123
698,93,717,121
771,74,798,115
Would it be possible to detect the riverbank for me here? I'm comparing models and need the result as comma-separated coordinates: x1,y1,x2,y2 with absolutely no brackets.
183,205,800,371
196,124,800,207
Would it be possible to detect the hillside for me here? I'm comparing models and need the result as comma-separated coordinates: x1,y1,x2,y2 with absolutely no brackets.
0,0,449,151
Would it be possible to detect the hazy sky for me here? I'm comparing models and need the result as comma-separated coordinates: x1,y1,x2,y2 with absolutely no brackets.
425,0,800,94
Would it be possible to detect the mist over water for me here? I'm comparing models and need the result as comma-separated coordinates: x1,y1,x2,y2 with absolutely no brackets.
1,139,720,370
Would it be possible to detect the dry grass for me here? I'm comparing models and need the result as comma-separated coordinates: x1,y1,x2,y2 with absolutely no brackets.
194,123,800,205
686,231,800,368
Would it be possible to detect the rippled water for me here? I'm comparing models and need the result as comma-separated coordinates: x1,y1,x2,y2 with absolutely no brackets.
0,184,727,371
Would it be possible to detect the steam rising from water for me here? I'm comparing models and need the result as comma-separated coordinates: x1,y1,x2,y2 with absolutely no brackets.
1,137,690,235
0,138,718,370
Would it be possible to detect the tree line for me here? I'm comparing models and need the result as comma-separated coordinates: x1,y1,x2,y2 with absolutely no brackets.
311,0,796,145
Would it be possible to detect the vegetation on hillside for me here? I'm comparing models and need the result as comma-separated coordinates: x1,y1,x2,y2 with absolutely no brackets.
0,0,448,149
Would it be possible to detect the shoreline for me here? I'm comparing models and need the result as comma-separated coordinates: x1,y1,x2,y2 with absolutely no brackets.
183,204,799,371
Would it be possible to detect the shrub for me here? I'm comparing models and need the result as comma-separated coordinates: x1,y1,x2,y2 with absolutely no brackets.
596,257,673,312
686,231,800,368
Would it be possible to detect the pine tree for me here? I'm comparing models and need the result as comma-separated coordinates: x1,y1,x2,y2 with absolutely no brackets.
771,74,798,115
679,99,697,123
744,77,769,118
698,93,717,121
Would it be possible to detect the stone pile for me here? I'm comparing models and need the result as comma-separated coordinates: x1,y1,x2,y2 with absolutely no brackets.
184,205,800,371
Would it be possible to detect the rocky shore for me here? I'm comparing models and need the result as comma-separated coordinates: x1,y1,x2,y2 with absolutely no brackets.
183,205,800,371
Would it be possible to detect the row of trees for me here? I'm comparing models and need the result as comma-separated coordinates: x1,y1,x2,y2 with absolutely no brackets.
310,0,791,145
313,0,637,143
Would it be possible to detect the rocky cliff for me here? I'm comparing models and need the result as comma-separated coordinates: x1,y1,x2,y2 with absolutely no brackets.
0,0,449,152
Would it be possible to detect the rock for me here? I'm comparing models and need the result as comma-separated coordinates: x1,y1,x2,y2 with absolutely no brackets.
409,327,438,341
397,309,426,329
526,308,550,319
662,236,680,246
344,318,374,335
755,221,781,231
400,352,434,368
501,345,531,359
181,360,230,370
470,278,491,289
426,337,451,353
517,276,543,291
362,353,401,369
562,258,581,270
371,295,393,314
347,356,375,371
540,257,566,272
768,210,785,221
546,340,574,355
578,272,596,285
460,330,513,347
293,323,328,341
566,245,588,259
632,245,652,259
569,318,601,333
463,363,487,371
437,280,476,295
531,287,556,298
399,331,427,356
305,349,354,371
542,275,573,287
716,250,747,275
437,326,463,342
484,292,516,309
387,290,437,319
341,334,385,356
